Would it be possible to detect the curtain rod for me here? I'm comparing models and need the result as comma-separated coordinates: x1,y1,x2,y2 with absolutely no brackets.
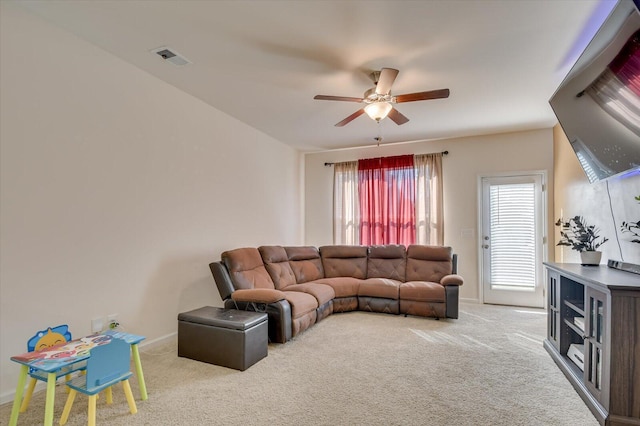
324,150,449,166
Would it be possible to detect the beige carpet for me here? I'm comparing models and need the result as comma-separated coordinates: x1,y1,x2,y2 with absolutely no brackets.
2,303,598,425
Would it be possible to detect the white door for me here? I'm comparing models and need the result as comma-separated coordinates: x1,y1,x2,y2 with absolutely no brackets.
480,174,545,308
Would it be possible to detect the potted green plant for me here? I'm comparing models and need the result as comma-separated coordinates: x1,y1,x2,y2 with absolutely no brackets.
555,215,608,265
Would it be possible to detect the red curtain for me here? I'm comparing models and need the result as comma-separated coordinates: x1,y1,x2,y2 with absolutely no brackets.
358,155,415,245
609,29,640,97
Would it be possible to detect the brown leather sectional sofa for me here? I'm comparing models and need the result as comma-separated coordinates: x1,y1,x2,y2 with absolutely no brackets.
209,244,463,343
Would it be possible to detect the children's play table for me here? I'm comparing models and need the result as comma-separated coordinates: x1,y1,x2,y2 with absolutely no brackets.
8,330,147,426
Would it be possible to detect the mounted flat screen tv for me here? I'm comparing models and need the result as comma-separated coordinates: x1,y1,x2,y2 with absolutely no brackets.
550,0,640,183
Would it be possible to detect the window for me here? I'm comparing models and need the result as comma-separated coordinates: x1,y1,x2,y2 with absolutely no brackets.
333,153,443,246
488,182,536,290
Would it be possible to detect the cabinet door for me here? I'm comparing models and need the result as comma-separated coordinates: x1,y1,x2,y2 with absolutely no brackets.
584,287,609,407
547,270,560,349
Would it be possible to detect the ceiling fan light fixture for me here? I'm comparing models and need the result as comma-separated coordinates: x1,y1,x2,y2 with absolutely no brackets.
364,102,392,122
313,67,449,127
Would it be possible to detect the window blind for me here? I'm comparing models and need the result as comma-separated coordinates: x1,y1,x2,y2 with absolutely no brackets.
489,182,536,289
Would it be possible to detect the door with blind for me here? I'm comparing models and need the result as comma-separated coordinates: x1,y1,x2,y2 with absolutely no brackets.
480,174,545,308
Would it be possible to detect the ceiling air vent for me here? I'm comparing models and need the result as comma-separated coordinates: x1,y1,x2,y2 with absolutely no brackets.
150,47,191,66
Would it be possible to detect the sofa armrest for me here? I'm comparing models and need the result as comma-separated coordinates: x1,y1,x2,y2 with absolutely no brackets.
445,286,459,319
224,298,292,343
231,288,286,304
441,274,464,286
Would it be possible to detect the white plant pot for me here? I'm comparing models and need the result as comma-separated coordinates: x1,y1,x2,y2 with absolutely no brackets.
580,251,602,266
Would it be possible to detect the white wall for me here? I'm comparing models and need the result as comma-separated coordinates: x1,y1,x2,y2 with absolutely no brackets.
304,128,555,303
0,2,302,401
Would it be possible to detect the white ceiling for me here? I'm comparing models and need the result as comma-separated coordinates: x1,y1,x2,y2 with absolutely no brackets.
16,0,615,152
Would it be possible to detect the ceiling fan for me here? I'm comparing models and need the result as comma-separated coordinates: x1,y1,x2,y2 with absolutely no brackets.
314,68,450,127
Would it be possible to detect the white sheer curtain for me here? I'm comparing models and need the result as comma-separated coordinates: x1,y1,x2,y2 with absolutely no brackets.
414,153,443,245
333,161,359,244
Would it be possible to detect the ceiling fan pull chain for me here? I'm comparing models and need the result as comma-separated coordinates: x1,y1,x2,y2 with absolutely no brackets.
376,121,383,146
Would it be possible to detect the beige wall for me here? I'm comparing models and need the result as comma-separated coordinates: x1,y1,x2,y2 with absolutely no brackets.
553,125,640,264
304,128,555,303
0,2,302,401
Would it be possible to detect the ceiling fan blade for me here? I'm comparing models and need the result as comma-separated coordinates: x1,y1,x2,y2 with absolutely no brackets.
375,68,399,96
314,95,363,102
395,88,450,103
335,108,365,127
387,107,409,125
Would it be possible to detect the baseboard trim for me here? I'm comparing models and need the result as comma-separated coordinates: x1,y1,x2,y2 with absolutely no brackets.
139,331,176,350
460,298,480,304
0,331,177,405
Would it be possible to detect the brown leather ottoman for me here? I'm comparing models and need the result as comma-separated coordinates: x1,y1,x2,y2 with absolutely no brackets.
177,306,268,371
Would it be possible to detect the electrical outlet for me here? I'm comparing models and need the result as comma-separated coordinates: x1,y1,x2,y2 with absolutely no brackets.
107,313,119,330
92,317,104,333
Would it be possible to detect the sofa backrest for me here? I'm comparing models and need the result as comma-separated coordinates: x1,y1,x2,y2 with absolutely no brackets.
210,261,235,301
258,245,297,289
319,245,368,279
284,246,324,283
405,245,453,283
221,247,275,290
367,245,406,281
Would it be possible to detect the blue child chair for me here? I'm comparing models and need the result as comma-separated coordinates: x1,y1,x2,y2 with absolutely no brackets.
20,325,87,413
59,337,137,426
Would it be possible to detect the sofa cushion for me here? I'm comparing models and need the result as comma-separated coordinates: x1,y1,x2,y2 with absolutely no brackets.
285,246,324,283
222,247,275,290
319,245,368,279
259,245,297,289
359,278,401,299
367,245,406,281
231,288,286,304
399,281,445,302
314,277,364,298
284,283,335,305
282,290,318,319
405,245,453,283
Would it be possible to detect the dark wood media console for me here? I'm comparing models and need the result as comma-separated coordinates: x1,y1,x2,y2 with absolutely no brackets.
543,262,640,426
